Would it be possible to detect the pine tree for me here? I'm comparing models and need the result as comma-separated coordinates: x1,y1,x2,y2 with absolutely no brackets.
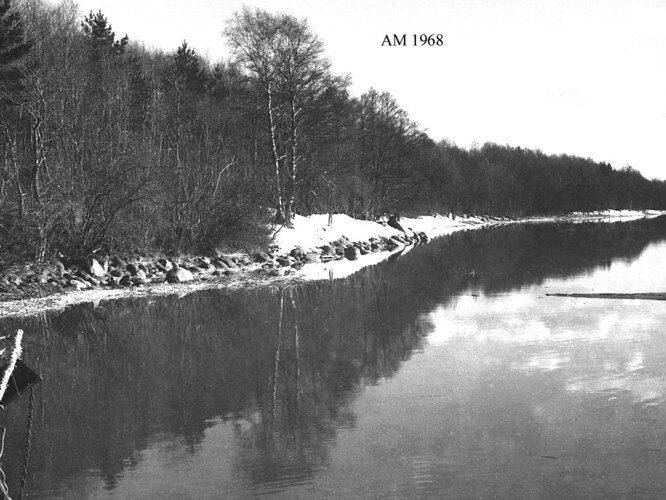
173,41,207,94
81,10,128,54
0,0,32,102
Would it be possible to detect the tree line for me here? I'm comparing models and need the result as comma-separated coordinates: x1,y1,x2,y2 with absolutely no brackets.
1,0,665,264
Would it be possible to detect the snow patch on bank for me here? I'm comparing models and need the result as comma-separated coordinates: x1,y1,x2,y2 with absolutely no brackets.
271,213,481,254
270,213,491,282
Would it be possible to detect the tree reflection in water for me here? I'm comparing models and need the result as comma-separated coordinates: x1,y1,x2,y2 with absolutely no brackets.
0,218,665,496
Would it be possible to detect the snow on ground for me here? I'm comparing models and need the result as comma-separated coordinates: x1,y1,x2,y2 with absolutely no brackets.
269,213,493,282
271,213,481,254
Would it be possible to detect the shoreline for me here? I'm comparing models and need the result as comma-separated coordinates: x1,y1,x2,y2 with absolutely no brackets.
0,210,662,320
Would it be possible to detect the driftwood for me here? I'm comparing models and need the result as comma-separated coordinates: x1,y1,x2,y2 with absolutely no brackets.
547,293,666,301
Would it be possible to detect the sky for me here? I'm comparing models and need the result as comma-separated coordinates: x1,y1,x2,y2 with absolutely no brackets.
66,0,666,180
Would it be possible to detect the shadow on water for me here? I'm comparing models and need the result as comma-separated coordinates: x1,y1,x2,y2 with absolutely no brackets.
0,217,665,496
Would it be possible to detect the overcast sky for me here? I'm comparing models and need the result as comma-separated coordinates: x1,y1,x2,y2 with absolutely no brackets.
68,0,666,180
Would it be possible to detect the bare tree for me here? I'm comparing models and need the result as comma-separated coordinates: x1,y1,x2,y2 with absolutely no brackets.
225,8,329,225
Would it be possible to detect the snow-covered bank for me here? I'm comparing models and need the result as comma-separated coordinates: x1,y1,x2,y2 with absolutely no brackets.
269,213,489,281
1,210,663,319
271,209,659,256
271,213,485,253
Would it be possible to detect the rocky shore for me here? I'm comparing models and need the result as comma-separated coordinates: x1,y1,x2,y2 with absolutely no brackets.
0,210,661,319
0,222,429,309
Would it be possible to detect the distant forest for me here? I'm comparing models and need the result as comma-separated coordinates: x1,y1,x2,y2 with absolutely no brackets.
1,0,665,261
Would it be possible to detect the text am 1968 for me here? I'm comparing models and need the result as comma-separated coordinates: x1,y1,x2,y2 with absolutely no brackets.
381,34,444,46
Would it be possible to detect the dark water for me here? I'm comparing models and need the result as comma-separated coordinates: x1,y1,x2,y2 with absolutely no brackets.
2,219,666,498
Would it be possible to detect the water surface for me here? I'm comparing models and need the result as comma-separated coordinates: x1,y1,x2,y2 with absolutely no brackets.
2,219,666,498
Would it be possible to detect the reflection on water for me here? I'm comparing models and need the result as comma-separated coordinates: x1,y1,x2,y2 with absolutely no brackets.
1,218,666,498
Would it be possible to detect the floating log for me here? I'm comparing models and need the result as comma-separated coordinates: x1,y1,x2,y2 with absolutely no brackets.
0,359,41,406
0,329,41,406
547,293,666,301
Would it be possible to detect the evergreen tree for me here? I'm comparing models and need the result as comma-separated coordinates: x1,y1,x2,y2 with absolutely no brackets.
0,0,32,101
81,10,128,54
173,41,207,93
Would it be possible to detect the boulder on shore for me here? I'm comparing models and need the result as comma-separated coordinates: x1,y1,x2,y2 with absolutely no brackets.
126,263,140,275
303,252,319,263
344,245,360,261
387,214,406,233
166,266,194,284
217,256,237,268
290,247,304,259
89,258,107,278
253,251,272,263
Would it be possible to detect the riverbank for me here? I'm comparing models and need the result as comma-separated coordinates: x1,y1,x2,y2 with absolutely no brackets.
0,210,662,319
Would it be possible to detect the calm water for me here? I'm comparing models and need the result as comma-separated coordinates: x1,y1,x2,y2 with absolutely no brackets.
2,219,666,498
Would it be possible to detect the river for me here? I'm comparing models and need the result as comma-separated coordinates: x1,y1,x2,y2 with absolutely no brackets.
2,218,666,498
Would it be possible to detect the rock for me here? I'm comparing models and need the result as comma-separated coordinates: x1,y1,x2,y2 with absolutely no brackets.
320,245,333,255
109,268,122,278
253,251,272,263
68,278,89,291
157,258,173,271
119,275,133,287
130,276,150,286
89,258,107,278
290,247,304,259
344,246,360,261
166,266,194,284
238,256,252,266
75,270,98,285
86,276,101,287
387,214,405,232
212,259,229,270
291,261,304,270
195,257,211,269
386,237,401,250
303,252,319,263
135,269,147,280
217,256,237,268
53,260,65,278
111,256,126,268
126,263,139,275
276,257,292,267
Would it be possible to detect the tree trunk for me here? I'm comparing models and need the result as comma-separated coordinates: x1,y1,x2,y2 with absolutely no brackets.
285,96,299,226
267,82,285,223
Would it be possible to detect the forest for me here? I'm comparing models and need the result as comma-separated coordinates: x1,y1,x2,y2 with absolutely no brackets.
1,0,665,263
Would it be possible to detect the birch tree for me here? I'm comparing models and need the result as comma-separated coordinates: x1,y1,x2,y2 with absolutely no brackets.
224,8,329,225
